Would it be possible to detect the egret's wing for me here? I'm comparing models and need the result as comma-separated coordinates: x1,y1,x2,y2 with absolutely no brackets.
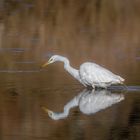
80,62,122,84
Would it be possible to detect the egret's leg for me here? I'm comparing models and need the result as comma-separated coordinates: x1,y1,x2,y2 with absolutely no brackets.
99,83,108,89
82,83,87,87
92,84,95,89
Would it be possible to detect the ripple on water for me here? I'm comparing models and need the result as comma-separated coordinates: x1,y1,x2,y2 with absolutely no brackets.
0,70,40,73
108,85,140,92
0,47,30,53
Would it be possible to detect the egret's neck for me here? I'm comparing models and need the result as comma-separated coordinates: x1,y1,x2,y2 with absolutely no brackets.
51,95,79,120
59,57,80,81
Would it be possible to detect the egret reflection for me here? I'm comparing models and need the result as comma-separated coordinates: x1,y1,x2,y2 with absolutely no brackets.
42,89,124,120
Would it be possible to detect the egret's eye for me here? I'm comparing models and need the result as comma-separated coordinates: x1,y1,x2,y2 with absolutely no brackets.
49,58,53,62
49,112,53,116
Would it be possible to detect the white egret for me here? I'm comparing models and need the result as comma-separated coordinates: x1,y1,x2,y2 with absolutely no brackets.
42,55,125,88
42,89,124,120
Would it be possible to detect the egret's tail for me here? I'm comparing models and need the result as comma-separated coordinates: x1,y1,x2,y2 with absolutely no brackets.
118,76,127,92
118,76,125,83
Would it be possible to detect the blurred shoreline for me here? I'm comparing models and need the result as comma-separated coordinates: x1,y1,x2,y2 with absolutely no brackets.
0,0,140,83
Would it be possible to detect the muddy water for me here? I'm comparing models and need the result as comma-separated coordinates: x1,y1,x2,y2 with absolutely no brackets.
0,0,140,140
0,68,140,140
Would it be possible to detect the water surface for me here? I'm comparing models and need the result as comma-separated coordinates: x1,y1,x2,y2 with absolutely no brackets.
0,1,140,139
0,70,140,140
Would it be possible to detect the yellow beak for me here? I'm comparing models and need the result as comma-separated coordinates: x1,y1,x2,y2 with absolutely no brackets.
42,62,49,68
41,106,51,113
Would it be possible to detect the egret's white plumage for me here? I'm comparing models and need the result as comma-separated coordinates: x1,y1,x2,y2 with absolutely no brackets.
42,89,124,120
42,55,125,88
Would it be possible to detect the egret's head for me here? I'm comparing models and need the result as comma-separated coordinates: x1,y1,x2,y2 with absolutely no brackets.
41,106,56,120
42,55,60,67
